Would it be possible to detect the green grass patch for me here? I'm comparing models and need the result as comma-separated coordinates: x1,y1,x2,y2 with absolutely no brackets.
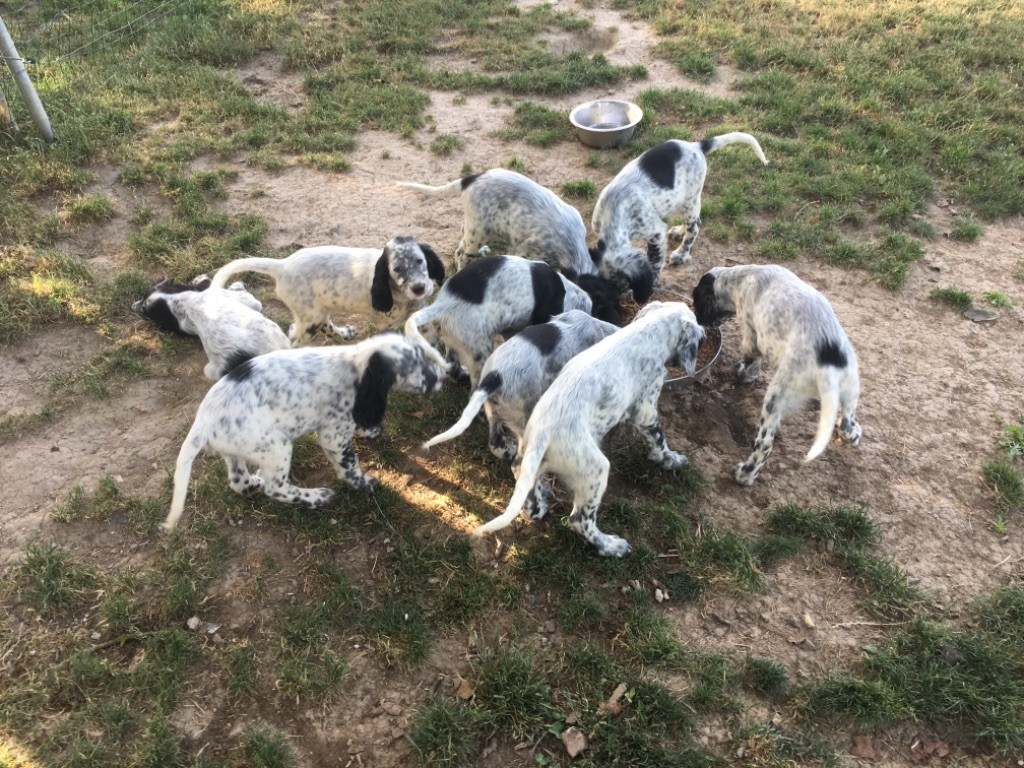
929,286,974,311
429,134,463,156
492,101,572,147
982,460,1024,515
985,290,1012,309
950,215,983,242
8,541,98,615
561,179,598,199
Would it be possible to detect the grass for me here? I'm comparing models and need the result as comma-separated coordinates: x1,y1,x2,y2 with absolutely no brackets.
561,179,598,199
429,133,463,156
929,286,974,311
985,290,1012,309
982,460,1024,515
8,541,98,614
491,101,572,147
950,215,983,242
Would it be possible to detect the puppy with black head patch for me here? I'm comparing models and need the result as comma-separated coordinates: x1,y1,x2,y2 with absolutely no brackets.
398,169,653,304
404,254,621,388
132,275,291,381
162,333,447,531
692,264,862,485
593,133,769,279
210,235,446,345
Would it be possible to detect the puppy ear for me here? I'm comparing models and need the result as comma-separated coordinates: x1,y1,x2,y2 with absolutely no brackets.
370,253,395,313
353,351,398,430
577,274,623,326
419,242,446,283
588,239,606,266
629,264,655,304
677,323,705,376
155,278,171,290
692,272,717,326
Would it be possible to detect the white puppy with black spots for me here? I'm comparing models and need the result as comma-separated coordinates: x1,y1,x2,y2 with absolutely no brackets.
210,235,446,344
398,169,654,303
475,302,705,557
404,254,622,388
132,275,291,381
162,333,446,531
593,133,768,278
692,264,861,485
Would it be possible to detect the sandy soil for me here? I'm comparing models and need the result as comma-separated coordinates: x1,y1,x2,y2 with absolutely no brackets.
2,1,1023,765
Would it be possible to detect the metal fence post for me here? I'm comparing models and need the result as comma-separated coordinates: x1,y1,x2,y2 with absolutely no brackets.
0,14,54,143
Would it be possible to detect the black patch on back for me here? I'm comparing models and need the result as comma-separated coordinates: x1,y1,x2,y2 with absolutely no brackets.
574,273,623,325
638,141,682,190
446,255,506,304
478,370,503,396
699,137,716,155
353,351,398,429
152,280,204,295
461,173,482,190
139,298,190,336
224,358,257,384
519,322,563,356
588,239,606,266
816,338,848,368
222,349,256,375
528,261,566,326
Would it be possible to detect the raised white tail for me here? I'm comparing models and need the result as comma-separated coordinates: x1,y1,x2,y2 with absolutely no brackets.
701,132,769,165
162,420,208,531
805,370,840,462
210,257,284,289
397,178,464,198
474,433,550,536
403,305,448,369
422,387,491,451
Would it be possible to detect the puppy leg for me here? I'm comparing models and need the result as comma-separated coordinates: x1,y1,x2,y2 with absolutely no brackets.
630,393,689,469
203,362,221,382
488,417,517,461
566,450,630,557
838,386,862,447
328,317,356,340
668,198,701,265
524,476,553,521
318,428,380,492
734,378,799,486
735,320,762,383
225,455,263,496
257,447,335,506
645,223,669,277
456,224,488,270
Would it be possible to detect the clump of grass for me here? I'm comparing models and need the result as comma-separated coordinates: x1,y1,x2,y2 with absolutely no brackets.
503,156,529,172
985,290,1012,309
621,598,687,665
243,725,295,768
950,215,983,242
998,419,1024,458
408,699,482,767
742,655,790,700
930,286,974,310
65,194,115,224
491,102,570,147
429,134,462,156
470,649,552,740
297,152,351,172
766,504,878,549
10,541,98,614
561,179,598,199
801,676,912,728
982,460,1024,515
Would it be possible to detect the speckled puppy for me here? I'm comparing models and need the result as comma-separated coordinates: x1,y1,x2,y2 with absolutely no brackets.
132,275,291,380
398,169,653,303
593,133,768,277
405,255,621,388
475,302,704,557
692,264,861,485
210,235,445,344
163,333,446,531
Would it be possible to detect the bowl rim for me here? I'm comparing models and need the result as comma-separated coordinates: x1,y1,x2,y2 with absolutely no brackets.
640,287,724,390
569,99,644,133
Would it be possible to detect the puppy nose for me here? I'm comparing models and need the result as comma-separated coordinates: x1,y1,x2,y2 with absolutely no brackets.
412,283,426,296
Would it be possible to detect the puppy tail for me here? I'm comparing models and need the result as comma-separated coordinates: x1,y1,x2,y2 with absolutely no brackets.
422,374,500,451
806,371,840,462
474,434,550,537
699,132,769,165
163,420,208,532
404,306,448,369
210,257,283,289
397,179,464,198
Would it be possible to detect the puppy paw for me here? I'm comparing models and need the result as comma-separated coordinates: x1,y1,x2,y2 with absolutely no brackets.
309,488,335,507
656,451,690,470
524,494,549,522
158,519,177,534
478,245,492,257
842,424,862,447
667,225,685,239
596,535,632,558
360,476,381,492
356,425,382,439
330,322,356,340
734,461,759,486
735,360,761,384
667,249,692,266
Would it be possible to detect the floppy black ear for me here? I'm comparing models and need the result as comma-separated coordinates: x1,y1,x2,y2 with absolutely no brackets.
692,272,717,327
419,242,446,283
588,239,606,266
629,264,655,304
576,274,623,326
370,253,395,313
353,351,398,430
192,276,212,291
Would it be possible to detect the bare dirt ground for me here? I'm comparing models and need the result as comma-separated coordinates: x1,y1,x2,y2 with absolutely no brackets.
2,1,1023,765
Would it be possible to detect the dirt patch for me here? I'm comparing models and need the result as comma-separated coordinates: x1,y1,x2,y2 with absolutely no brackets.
234,51,308,114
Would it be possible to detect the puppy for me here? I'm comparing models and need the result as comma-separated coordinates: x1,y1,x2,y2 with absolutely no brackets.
692,264,861,485
210,235,445,344
132,275,291,380
162,333,446,531
593,133,768,277
405,254,621,387
399,169,654,303
422,310,619,461
474,302,704,557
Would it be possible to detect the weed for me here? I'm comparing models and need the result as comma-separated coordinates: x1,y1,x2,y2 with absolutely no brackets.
621,598,687,665
430,134,462,156
950,215,983,242
504,156,529,172
998,419,1024,458
408,699,482,767
227,644,260,696
985,290,1012,309
982,460,1024,515
471,649,552,740
742,656,790,699
930,286,973,310
11,541,98,614
561,179,598,199
243,726,295,768
65,194,115,224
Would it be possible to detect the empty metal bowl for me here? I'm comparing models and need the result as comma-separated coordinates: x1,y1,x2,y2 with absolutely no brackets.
569,99,643,149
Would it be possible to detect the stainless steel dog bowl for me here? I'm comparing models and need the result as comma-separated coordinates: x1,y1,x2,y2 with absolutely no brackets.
569,99,644,149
